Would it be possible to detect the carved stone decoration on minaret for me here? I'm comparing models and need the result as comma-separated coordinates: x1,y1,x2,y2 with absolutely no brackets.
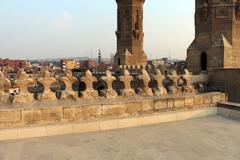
114,0,147,67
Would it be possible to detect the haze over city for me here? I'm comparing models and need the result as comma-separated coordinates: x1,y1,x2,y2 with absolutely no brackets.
0,0,194,60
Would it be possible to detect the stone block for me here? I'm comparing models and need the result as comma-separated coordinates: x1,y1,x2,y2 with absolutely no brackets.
220,93,226,102
138,115,160,125
42,107,63,123
194,95,204,105
185,97,194,106
22,109,42,124
191,109,208,118
167,99,174,109
153,99,168,110
212,94,222,103
0,109,21,123
73,121,100,133
100,119,119,130
32,109,43,123
119,117,139,128
21,110,32,124
63,107,82,121
142,100,154,112
203,95,212,104
101,104,126,116
0,129,18,141
82,105,101,118
18,126,47,139
173,98,185,108
176,111,192,120
47,124,72,136
158,113,176,123
125,102,142,114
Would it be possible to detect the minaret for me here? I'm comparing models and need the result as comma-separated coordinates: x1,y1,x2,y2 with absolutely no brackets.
114,0,147,66
98,49,102,65
187,0,240,74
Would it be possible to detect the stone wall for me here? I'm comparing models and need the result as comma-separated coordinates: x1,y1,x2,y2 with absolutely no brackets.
210,69,240,102
0,92,226,129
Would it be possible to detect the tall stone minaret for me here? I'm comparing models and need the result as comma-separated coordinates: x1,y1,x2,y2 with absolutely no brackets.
114,0,147,66
187,0,240,74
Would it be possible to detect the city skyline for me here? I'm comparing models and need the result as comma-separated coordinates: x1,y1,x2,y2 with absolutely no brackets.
0,0,195,60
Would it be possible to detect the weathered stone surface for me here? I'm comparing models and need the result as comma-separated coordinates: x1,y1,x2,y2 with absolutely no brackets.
166,70,182,95
174,98,185,108
80,70,98,99
119,70,135,97
180,69,196,94
22,109,42,124
195,95,204,105
60,70,78,100
14,70,35,104
185,97,194,106
142,100,154,112
137,69,153,96
203,95,212,104
100,70,118,99
153,69,167,96
63,107,83,121
167,99,174,109
125,102,143,114
42,107,62,122
154,99,168,110
212,94,222,103
38,70,57,101
0,110,21,123
0,71,11,104
82,105,101,118
101,104,126,116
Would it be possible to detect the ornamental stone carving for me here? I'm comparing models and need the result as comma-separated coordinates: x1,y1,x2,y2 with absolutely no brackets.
153,69,167,96
0,71,11,104
37,70,57,101
80,70,98,98
14,70,35,104
180,69,196,94
60,70,78,100
100,70,118,99
119,70,135,97
137,69,153,96
166,70,182,95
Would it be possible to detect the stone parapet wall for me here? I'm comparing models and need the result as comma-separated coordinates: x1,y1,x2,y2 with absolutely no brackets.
0,92,226,129
210,68,240,102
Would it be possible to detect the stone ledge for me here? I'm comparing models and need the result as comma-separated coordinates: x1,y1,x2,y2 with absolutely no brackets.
217,102,240,120
0,107,218,141
0,92,225,129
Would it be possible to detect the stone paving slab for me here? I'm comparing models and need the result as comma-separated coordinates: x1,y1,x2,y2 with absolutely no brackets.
0,116,239,160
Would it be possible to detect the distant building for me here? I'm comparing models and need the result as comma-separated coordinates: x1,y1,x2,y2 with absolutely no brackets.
0,58,29,70
60,59,80,70
80,59,97,69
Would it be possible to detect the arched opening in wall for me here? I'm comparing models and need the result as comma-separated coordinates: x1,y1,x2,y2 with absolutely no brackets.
201,52,207,71
118,58,121,65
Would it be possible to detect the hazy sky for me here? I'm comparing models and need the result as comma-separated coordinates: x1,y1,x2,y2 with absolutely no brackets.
0,0,195,60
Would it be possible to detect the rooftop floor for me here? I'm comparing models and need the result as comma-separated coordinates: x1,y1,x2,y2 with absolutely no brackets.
0,116,239,160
